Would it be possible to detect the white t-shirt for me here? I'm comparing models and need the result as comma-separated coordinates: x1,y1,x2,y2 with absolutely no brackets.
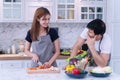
80,28,111,54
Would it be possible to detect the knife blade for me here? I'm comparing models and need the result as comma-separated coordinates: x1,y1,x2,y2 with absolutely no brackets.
38,61,42,65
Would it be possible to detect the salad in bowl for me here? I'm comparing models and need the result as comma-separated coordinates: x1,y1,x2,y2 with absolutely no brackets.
90,66,112,77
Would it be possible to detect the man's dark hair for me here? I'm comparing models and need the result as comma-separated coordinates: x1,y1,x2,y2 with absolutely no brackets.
87,19,106,35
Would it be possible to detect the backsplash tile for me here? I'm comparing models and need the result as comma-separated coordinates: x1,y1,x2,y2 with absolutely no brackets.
0,22,87,53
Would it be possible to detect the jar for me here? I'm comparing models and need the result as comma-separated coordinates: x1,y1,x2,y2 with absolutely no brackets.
0,47,3,54
11,44,16,54
7,48,11,54
19,44,25,52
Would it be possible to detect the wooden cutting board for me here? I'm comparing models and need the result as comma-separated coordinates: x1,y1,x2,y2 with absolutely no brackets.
27,67,60,74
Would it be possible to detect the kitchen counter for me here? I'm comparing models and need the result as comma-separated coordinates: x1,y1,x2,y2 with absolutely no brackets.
0,68,120,80
0,54,31,60
0,54,69,60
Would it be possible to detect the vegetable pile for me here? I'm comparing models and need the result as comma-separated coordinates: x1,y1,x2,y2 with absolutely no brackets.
65,50,88,75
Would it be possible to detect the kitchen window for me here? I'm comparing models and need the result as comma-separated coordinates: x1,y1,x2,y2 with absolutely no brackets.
3,0,22,21
79,0,106,22
28,0,51,2
81,0,103,1
81,7,103,20
57,0,75,20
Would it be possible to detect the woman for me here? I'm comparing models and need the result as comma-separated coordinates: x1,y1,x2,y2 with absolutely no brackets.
25,7,60,68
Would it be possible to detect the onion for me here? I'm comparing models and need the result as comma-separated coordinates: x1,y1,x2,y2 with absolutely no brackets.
69,58,78,65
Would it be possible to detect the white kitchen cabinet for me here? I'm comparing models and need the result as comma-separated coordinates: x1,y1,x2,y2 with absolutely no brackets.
78,0,106,22
23,60,32,68
0,0,54,22
55,0,76,22
107,0,120,74
56,59,67,69
0,0,24,22
55,0,106,22
109,25,120,74
0,59,68,69
0,0,106,22
0,60,31,69
25,0,54,22
110,59,120,74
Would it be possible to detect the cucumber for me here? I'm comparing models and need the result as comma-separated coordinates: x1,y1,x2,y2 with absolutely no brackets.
75,51,87,60
61,51,70,54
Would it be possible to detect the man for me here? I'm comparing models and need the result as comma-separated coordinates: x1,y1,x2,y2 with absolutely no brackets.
71,19,111,67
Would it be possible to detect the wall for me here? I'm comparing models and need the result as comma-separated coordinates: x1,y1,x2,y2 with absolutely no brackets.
0,22,87,53
106,0,120,74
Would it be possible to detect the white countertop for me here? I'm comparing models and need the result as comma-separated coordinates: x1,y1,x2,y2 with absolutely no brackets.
0,69,120,80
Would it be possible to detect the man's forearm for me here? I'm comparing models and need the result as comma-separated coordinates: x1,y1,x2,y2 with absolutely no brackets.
71,47,78,57
71,36,85,57
89,47,107,67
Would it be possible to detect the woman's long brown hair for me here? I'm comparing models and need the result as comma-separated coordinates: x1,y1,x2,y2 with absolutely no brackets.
30,7,50,41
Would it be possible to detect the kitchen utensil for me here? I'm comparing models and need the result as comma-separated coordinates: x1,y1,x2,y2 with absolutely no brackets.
27,66,60,74
38,61,42,65
0,47,3,54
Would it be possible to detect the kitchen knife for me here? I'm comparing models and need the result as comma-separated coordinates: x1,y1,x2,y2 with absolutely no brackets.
38,61,42,65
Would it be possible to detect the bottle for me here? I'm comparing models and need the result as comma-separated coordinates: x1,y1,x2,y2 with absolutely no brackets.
11,44,16,54
0,47,3,54
7,48,11,54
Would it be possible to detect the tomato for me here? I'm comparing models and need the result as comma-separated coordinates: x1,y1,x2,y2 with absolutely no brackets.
72,68,81,74
28,67,37,70
38,65,45,69
77,50,83,54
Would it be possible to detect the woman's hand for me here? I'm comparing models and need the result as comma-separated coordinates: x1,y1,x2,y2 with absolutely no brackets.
32,53,39,63
43,62,51,68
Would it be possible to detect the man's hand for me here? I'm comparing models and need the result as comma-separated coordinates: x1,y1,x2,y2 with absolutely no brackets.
86,34,96,49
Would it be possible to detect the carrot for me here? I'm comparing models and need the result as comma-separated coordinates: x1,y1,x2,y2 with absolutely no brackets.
28,67,37,70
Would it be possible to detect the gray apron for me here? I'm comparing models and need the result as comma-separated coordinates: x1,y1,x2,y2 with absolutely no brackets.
87,49,100,66
31,34,57,67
